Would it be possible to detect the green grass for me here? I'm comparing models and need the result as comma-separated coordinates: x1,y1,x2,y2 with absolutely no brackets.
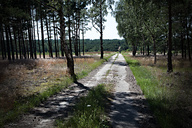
56,84,110,128
0,53,115,127
122,52,184,128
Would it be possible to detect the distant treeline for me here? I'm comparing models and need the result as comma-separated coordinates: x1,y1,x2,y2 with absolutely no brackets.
83,39,128,52
0,39,128,59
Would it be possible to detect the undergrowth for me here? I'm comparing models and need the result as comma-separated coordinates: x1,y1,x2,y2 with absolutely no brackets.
122,51,192,128
56,84,110,128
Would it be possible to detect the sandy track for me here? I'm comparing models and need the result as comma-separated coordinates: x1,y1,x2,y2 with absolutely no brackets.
5,53,158,128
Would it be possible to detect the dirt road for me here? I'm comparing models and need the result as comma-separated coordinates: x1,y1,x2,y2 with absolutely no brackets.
5,53,157,128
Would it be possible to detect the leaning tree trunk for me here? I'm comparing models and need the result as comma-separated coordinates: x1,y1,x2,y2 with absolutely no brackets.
167,0,173,72
58,5,75,77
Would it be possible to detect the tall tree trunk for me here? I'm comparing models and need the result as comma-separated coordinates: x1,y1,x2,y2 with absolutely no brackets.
142,34,145,55
0,23,4,59
8,26,15,60
78,11,81,56
74,19,79,56
58,3,75,77
13,27,18,59
186,24,191,60
48,16,53,58
26,39,29,59
28,25,33,59
147,45,150,56
40,8,45,58
132,45,136,56
61,37,64,57
184,43,187,59
100,2,103,59
78,27,81,56
152,35,157,64
82,23,85,56
2,27,6,59
46,17,53,58
56,34,60,57
32,14,37,59
21,27,26,59
36,19,41,58
18,29,22,59
5,26,11,60
68,13,72,55
167,0,173,72
53,14,58,58
181,33,184,58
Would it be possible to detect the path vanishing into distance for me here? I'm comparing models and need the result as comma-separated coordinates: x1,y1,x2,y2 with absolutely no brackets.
5,53,158,128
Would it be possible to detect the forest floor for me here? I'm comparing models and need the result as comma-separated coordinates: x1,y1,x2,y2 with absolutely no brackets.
1,53,158,128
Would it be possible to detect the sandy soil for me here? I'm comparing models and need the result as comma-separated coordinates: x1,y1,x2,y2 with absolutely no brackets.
4,53,158,128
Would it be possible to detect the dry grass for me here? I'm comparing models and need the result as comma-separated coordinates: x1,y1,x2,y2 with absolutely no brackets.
0,56,99,113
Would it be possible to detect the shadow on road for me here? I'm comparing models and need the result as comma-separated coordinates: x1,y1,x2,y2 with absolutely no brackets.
110,92,159,128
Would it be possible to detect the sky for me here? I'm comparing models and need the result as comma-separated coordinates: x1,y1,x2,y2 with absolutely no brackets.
84,9,123,40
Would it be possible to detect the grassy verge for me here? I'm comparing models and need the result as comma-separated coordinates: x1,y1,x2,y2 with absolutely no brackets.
122,52,192,128
56,84,111,128
0,53,115,127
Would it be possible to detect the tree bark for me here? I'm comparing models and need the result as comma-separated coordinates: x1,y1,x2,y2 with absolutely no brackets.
74,17,79,56
0,23,4,59
147,45,150,56
28,22,33,59
8,26,15,60
82,23,85,55
18,28,22,59
53,14,58,58
5,26,11,60
132,45,136,56
58,4,75,77
152,35,157,64
40,7,45,59
2,27,6,59
13,27,18,59
36,19,41,58
186,23,191,60
167,0,173,72
100,1,103,59
46,17,53,58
